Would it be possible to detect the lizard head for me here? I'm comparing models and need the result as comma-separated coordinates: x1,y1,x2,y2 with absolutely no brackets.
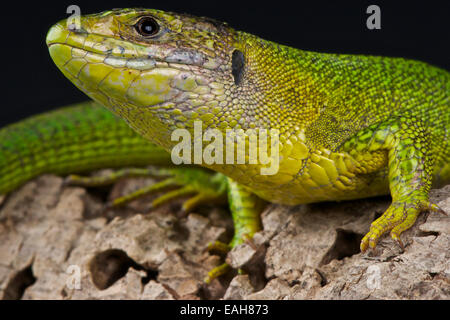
46,9,312,147
46,8,253,149
47,8,312,185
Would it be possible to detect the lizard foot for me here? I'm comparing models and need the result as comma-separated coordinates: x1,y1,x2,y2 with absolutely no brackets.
202,178,264,283
360,199,446,252
204,241,232,284
66,167,227,212
204,234,256,283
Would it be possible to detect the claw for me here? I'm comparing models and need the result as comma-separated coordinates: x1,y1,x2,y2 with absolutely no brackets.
360,235,382,255
360,225,382,253
429,203,447,216
391,232,405,252
360,200,423,253
243,234,257,250
360,238,369,253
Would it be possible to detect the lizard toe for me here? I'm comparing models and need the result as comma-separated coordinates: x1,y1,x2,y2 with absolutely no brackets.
361,201,423,252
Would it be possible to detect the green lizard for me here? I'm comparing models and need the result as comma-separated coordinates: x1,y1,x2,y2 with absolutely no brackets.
3,8,449,282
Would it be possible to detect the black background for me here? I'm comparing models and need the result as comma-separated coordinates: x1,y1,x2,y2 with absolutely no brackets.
1,0,448,127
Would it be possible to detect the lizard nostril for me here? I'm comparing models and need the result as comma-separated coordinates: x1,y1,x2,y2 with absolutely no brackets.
68,23,78,31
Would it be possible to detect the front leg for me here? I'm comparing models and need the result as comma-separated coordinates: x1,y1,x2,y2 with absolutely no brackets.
205,178,265,283
341,115,445,251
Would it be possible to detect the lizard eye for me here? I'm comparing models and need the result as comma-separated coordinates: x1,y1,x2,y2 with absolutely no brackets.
135,17,160,37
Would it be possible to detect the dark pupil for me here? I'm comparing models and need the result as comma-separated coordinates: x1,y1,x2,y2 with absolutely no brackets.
138,18,158,36
142,22,154,33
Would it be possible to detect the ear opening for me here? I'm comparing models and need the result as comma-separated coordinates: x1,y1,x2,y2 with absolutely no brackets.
231,49,245,85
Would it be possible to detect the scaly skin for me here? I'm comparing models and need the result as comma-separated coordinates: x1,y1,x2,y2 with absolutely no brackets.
43,9,449,267
0,101,226,211
0,101,167,194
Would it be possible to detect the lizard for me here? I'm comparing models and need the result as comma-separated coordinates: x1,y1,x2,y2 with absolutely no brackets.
4,8,449,283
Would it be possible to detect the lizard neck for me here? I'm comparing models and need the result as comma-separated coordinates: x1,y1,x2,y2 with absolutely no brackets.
230,31,329,133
